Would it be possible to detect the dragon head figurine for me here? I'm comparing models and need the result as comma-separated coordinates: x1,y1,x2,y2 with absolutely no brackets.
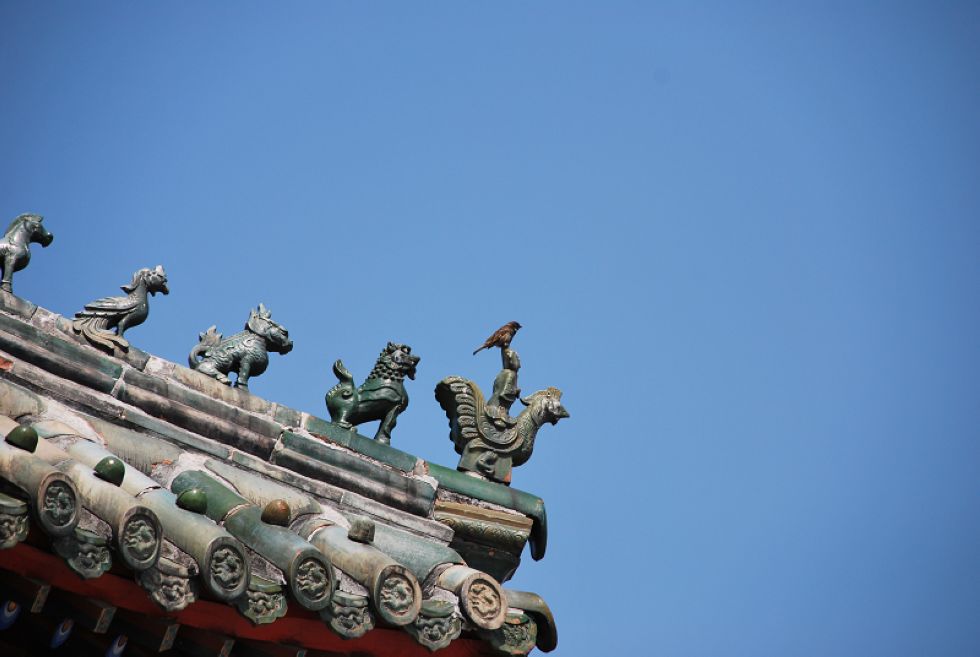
246,303,292,354
189,303,292,390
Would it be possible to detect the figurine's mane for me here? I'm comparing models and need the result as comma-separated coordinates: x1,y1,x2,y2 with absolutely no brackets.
122,268,153,293
368,345,410,380
4,213,39,234
523,387,562,406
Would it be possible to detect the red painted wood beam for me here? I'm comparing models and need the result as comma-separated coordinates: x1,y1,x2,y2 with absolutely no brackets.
0,543,495,657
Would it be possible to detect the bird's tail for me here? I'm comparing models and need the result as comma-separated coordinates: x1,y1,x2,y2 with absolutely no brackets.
435,375,484,454
72,317,128,353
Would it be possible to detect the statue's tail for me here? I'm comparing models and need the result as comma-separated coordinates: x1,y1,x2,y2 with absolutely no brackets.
72,317,128,353
325,360,357,423
188,326,221,368
326,359,355,402
435,376,484,455
332,359,354,386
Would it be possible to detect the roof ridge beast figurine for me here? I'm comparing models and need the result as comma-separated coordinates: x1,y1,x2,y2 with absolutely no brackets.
188,303,293,390
437,323,569,485
325,342,419,445
0,213,54,293
72,265,169,352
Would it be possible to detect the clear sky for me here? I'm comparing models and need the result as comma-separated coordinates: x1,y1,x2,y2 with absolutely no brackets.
2,3,979,656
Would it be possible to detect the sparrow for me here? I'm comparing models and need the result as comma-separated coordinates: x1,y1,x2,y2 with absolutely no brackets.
473,321,522,354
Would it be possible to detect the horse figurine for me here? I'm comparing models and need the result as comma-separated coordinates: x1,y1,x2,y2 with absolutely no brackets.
0,213,54,293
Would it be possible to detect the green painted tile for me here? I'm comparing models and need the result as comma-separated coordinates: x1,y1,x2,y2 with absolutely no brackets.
425,462,548,561
303,415,419,472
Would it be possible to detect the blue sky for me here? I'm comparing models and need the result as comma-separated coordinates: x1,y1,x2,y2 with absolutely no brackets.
2,3,979,655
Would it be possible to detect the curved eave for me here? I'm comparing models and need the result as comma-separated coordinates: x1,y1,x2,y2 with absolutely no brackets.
506,589,558,652
425,462,548,560
0,543,498,656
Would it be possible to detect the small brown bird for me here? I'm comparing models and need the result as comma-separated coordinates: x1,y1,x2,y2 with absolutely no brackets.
473,321,522,355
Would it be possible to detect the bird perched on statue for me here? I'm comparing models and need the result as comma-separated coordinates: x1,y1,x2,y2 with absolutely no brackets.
473,321,522,355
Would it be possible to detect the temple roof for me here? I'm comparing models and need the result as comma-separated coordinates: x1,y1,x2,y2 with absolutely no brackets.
0,291,556,656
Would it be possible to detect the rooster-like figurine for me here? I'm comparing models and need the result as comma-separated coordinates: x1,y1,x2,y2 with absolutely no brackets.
436,340,569,485
72,266,169,352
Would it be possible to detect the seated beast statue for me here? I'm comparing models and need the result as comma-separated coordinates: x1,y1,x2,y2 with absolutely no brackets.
188,304,292,390
325,342,419,445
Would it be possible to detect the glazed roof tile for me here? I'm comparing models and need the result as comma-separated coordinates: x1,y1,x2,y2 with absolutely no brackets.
0,292,556,655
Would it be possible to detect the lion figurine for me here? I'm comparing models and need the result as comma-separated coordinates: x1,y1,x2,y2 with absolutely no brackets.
325,342,420,444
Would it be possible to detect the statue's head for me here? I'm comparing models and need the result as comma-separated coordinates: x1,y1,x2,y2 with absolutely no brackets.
8,213,53,247
502,347,521,371
382,342,420,380
124,265,169,295
247,304,293,354
520,387,570,426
